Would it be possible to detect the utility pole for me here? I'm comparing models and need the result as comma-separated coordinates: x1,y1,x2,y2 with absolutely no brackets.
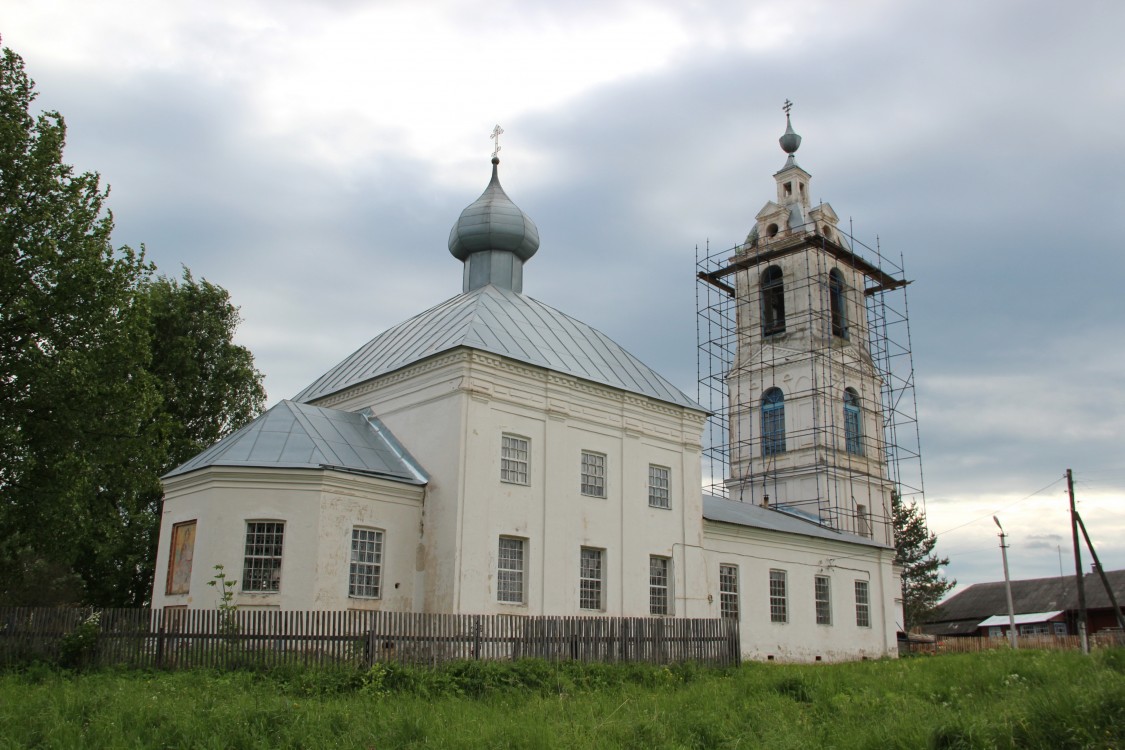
993,516,1018,649
1067,468,1089,654
1074,512,1125,631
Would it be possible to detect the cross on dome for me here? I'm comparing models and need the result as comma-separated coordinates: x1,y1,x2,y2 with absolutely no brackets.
490,124,504,160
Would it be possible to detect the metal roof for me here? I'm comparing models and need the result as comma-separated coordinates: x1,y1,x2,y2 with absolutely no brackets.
978,611,1064,628
164,400,428,484
294,283,703,410
702,495,890,549
929,570,1125,626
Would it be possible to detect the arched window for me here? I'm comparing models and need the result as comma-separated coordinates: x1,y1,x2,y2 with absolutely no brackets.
761,266,785,336
844,388,862,455
761,387,786,457
829,269,848,339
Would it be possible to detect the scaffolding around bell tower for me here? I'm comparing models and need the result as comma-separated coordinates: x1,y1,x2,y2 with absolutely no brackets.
695,221,924,548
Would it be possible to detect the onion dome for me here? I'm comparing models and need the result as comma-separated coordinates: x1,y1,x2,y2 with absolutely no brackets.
448,157,539,293
779,113,802,155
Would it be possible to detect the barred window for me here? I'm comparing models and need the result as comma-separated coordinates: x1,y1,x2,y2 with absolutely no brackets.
581,451,606,497
648,465,670,509
719,564,739,619
501,434,530,485
348,527,384,598
497,537,526,604
855,580,871,627
579,547,604,611
815,575,832,625
769,569,788,623
242,521,284,592
649,556,671,615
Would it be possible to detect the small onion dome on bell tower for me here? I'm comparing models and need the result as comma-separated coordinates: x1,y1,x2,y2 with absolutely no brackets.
448,153,540,294
779,113,802,156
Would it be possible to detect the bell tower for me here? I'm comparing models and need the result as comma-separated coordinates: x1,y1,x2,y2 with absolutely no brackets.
697,103,914,546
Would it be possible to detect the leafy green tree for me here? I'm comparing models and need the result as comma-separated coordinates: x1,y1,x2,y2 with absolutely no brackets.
144,269,266,471
893,491,955,630
0,45,265,606
0,45,164,605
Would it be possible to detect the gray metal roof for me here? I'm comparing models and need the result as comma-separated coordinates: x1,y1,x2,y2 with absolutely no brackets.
294,283,703,410
164,400,428,484
702,495,890,549
929,570,1125,626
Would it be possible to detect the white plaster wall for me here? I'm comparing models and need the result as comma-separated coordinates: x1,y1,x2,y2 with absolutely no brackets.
311,349,709,621
701,521,898,662
152,468,424,611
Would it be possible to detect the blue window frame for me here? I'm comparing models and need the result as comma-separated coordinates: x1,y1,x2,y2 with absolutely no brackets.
844,388,862,455
761,387,786,457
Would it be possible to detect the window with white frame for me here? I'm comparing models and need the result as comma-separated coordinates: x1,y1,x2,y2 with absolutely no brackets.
769,569,788,623
1020,623,1051,636
497,537,526,604
501,434,530,485
581,451,606,497
719,564,739,619
348,527,384,598
579,547,604,611
815,575,832,625
648,465,670,509
855,580,871,627
242,521,284,592
649,556,671,615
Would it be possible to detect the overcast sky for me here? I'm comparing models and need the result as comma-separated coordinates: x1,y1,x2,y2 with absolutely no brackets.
6,0,1125,598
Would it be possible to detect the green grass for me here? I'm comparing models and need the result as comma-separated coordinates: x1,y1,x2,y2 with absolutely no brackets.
1,650,1123,748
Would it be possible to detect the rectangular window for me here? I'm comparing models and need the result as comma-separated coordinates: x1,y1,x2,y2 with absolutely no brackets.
815,575,832,625
769,569,788,623
497,537,526,604
1052,622,1067,636
719,564,739,619
579,547,604,611
648,465,671,509
649,556,671,615
501,434,530,485
856,504,871,538
348,527,384,598
855,580,871,627
581,451,606,497
166,520,197,595
243,521,284,592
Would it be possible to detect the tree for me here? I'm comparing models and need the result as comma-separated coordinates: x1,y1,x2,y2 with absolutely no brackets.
893,491,955,631
0,45,163,605
144,269,266,471
0,45,265,606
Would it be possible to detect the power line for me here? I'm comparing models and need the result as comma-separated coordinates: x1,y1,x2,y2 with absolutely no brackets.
936,479,1066,537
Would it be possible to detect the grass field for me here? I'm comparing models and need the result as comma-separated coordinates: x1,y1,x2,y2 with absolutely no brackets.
1,649,1123,749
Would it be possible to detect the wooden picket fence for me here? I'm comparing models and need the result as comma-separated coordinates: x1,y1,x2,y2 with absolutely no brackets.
0,607,740,670
904,631,1125,656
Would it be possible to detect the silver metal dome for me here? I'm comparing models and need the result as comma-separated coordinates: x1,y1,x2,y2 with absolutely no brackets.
448,158,539,263
779,114,802,155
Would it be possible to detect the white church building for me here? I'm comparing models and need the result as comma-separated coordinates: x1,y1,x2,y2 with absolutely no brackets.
152,114,904,662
